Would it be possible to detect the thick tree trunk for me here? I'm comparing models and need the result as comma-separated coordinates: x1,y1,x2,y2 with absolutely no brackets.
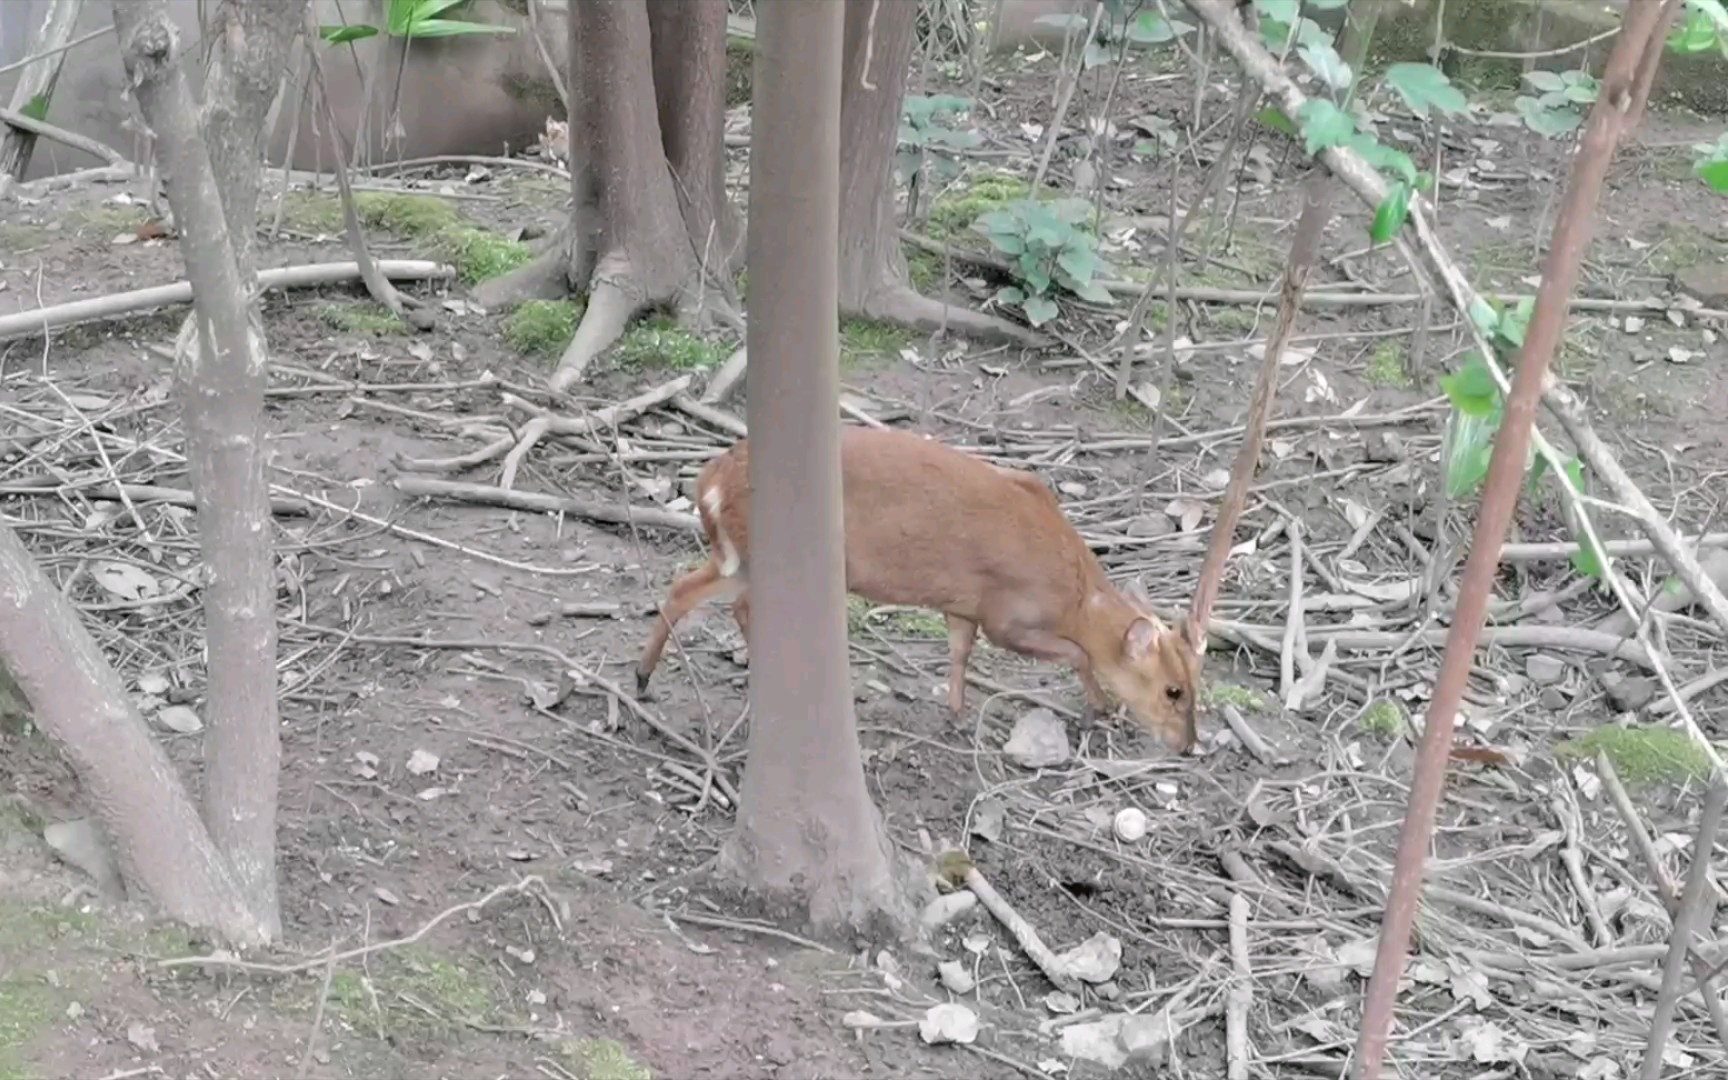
0,524,269,946
836,0,1043,345
113,0,285,937
547,0,712,391
718,0,913,937
0,0,83,180
647,0,743,277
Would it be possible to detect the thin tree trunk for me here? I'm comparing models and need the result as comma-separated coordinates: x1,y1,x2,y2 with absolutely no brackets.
647,0,742,277
0,0,84,180
0,523,268,946
720,0,912,935
835,0,1042,345
112,0,286,937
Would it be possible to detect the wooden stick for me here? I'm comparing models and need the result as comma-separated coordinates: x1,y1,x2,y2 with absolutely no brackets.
1640,777,1728,1080
1226,892,1251,1080
393,476,700,534
964,865,1081,994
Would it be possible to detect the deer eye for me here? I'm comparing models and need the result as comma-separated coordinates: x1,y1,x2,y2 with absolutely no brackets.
1165,686,1184,702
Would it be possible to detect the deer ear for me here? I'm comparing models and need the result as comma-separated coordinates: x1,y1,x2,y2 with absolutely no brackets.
1124,617,1161,660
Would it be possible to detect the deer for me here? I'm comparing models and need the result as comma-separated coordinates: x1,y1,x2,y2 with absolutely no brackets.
634,427,1203,753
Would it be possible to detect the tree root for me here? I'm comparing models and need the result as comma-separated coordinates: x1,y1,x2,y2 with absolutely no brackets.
551,276,641,392
471,243,571,309
855,286,1050,348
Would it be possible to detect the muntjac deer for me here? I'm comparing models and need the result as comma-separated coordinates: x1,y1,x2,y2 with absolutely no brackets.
635,427,1201,752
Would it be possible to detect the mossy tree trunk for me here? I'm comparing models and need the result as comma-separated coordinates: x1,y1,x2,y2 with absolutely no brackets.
835,0,1042,345
475,0,740,392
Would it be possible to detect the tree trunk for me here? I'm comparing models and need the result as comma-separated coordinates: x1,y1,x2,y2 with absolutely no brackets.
647,0,743,278
718,0,913,937
836,0,1042,345
113,0,286,937
539,0,725,391
0,0,83,180
0,523,269,946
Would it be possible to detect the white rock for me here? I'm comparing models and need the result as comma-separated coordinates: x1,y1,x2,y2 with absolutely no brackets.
937,959,975,995
155,705,203,734
918,1002,980,1045
1057,931,1123,984
1004,708,1070,769
1113,807,1149,842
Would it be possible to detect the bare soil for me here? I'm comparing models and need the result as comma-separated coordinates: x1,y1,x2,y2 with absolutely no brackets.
3,49,1728,1080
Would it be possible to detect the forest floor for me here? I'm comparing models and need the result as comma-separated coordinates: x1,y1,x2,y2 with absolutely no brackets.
4,44,1728,1080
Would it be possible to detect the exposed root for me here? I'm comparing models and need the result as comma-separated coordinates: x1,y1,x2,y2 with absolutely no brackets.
856,286,1050,348
551,276,642,392
471,242,571,309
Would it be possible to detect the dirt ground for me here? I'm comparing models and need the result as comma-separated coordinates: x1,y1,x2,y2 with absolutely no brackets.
3,42,1728,1080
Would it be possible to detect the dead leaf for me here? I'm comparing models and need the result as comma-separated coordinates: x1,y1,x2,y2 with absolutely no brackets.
92,562,160,602
405,749,441,776
126,1022,159,1054
155,705,203,734
919,1002,980,1045
1163,496,1207,533
373,887,401,906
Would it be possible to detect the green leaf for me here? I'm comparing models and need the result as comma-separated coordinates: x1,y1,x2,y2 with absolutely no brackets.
1047,197,1097,226
996,286,1027,306
1516,95,1582,138
1057,243,1097,283
1445,409,1499,499
1562,74,1600,103
321,23,380,43
1346,133,1418,185
1496,296,1535,349
1019,254,1053,294
21,92,50,123
1254,0,1300,22
1384,63,1469,118
1023,295,1061,326
1082,41,1111,69
1370,183,1411,243
1300,43,1353,91
1699,158,1728,192
1440,353,1501,417
1522,69,1567,93
1296,99,1356,156
1467,298,1500,338
1070,277,1116,305
1034,13,1092,31
401,17,515,38
1256,106,1299,137
1128,11,1188,44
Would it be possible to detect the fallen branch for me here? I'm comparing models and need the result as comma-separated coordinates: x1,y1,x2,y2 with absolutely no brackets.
393,476,700,534
0,260,455,341
961,860,1081,994
1640,778,1727,1080
0,104,129,168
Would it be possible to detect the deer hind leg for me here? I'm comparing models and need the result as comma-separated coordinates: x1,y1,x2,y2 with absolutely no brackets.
944,614,978,716
635,560,740,695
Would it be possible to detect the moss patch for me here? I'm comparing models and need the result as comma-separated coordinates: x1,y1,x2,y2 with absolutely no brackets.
0,975,61,1080
318,302,405,337
840,318,912,371
846,599,945,638
66,203,150,238
279,192,527,283
506,299,583,358
927,174,1031,240
433,226,532,284
1204,683,1270,712
725,35,755,108
906,248,943,293
1556,726,1713,786
1358,700,1405,739
610,317,727,372
560,1037,653,1080
1366,341,1412,388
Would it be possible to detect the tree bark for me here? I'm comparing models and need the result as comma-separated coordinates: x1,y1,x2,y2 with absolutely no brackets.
0,523,269,946
647,0,743,278
113,0,285,937
718,0,913,936
0,0,84,180
548,0,714,391
836,0,1043,345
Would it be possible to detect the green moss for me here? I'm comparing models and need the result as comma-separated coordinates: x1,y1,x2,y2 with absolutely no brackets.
610,317,727,371
1648,223,1718,275
1556,726,1713,786
927,174,1031,240
1366,341,1412,388
560,1037,653,1080
840,318,912,371
0,974,62,1078
434,226,532,284
67,203,149,237
395,950,494,1021
1358,700,1405,739
846,599,946,638
1205,683,1270,712
318,302,406,337
506,299,583,358
906,248,942,294
0,902,99,955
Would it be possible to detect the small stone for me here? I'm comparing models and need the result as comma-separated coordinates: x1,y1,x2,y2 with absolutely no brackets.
920,891,978,931
1539,686,1570,711
1113,807,1149,842
1094,980,1122,1001
1677,264,1728,305
937,959,976,995
1003,707,1071,769
1525,654,1565,686
1601,672,1655,712
1126,515,1175,539
1056,931,1123,984
126,1022,159,1054
1057,481,1088,498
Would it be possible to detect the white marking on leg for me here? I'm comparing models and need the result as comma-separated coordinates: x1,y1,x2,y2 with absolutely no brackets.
703,486,741,577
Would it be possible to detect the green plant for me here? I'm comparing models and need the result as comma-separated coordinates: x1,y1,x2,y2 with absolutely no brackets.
320,0,514,43
975,198,1113,327
1514,69,1599,137
610,317,726,371
1669,0,1728,59
1438,299,1604,580
898,94,980,189
1555,726,1713,786
1694,132,1728,193
506,300,582,358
